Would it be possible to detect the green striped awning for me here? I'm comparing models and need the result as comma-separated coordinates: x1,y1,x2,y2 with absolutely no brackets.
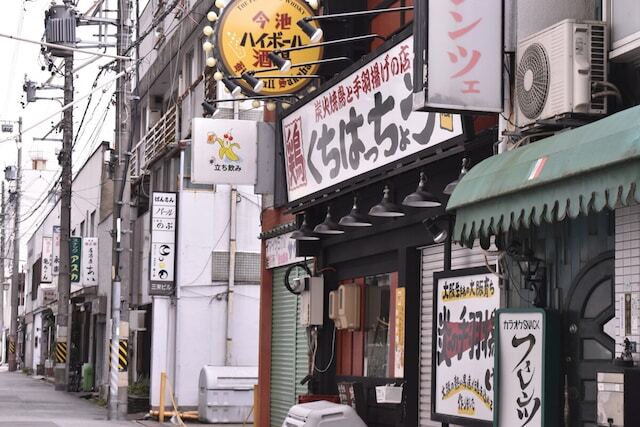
447,105,640,248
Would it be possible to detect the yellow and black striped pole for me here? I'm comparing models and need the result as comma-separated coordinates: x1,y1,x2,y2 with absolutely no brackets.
54,342,67,364
111,339,128,372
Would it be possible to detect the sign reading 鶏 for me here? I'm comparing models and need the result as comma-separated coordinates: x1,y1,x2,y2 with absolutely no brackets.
432,268,500,425
150,192,177,296
214,0,322,95
41,236,53,284
281,35,463,203
69,237,82,283
81,237,98,286
425,0,503,113
191,118,257,185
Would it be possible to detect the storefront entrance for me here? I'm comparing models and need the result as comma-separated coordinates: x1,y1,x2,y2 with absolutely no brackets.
564,253,615,427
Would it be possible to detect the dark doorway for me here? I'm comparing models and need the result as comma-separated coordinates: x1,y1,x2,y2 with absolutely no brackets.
564,252,615,427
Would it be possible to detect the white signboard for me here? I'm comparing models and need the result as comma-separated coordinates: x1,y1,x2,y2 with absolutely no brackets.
150,192,177,295
52,225,61,276
191,118,257,185
41,236,53,284
281,35,463,203
497,310,544,427
433,269,500,424
426,0,503,113
81,237,98,286
265,232,305,269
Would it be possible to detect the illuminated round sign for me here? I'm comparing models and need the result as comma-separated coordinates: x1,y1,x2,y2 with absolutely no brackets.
214,0,323,96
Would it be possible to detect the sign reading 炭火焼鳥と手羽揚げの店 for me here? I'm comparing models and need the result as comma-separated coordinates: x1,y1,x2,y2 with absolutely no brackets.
281,35,464,203
433,268,500,425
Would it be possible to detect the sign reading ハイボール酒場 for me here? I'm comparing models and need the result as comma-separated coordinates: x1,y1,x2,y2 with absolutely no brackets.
281,35,463,203
215,0,322,95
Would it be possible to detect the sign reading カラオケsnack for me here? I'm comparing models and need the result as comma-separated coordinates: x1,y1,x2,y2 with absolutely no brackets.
215,0,322,96
496,310,544,427
150,192,177,296
432,268,500,425
191,118,257,185
425,0,503,113
281,35,463,203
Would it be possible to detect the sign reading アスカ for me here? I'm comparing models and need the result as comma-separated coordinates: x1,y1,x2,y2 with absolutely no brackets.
150,192,177,296
214,0,322,96
70,236,82,283
433,268,500,425
191,118,257,185
281,35,463,203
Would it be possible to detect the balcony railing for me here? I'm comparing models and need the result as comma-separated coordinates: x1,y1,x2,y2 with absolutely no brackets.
129,104,178,179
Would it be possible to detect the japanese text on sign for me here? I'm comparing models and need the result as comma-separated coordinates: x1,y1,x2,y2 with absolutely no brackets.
41,236,53,284
52,226,61,276
281,36,463,202
150,192,177,296
70,237,82,283
81,237,98,286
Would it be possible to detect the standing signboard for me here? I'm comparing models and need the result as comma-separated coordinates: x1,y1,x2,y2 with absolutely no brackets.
69,236,82,283
81,237,98,286
52,225,61,276
421,0,503,114
432,267,500,425
281,34,464,203
495,309,561,427
41,236,53,284
149,192,177,296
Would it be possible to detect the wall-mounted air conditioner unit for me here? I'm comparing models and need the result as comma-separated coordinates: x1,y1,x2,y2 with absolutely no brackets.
515,19,607,128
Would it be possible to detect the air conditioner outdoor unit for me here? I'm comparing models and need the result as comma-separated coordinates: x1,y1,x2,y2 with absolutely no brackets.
515,19,607,128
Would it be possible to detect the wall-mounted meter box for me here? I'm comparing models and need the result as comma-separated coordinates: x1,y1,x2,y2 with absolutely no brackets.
331,284,360,330
300,277,324,327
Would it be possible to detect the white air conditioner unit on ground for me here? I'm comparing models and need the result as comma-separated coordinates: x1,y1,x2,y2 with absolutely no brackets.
515,19,607,128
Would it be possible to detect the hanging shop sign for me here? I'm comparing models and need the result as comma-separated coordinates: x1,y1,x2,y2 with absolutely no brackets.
495,309,561,427
69,236,82,283
214,0,322,96
81,237,98,286
150,192,177,296
422,0,503,113
52,225,61,276
265,231,305,269
432,267,501,426
281,35,464,203
41,236,53,284
191,118,258,185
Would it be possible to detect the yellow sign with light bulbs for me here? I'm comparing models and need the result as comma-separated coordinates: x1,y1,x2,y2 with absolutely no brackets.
213,0,323,96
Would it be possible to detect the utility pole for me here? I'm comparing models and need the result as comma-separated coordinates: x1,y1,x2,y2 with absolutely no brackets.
0,181,5,364
8,119,22,372
109,0,132,419
54,53,74,391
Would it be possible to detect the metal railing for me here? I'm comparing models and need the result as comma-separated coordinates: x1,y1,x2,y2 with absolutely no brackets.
129,104,178,179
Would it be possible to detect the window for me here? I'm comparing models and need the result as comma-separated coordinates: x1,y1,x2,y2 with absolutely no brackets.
364,273,391,377
80,220,86,237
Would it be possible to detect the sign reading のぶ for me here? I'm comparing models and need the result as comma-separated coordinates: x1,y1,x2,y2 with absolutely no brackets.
214,0,322,96
432,267,500,425
150,192,177,296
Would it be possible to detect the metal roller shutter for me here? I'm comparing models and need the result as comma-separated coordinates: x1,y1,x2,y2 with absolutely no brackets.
419,244,497,426
270,266,309,427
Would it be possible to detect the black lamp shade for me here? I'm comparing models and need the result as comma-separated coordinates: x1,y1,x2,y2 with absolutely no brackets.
402,172,441,208
268,52,292,71
297,19,323,43
290,214,320,241
339,197,372,227
222,77,242,97
444,158,469,195
241,73,264,93
369,186,405,218
423,218,448,244
314,206,344,235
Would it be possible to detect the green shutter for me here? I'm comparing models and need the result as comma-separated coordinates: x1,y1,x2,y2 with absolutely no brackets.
270,266,309,427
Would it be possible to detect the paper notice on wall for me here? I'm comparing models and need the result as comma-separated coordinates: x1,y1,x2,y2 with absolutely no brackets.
394,287,406,378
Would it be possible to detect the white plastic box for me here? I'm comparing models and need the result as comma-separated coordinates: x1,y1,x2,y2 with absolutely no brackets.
198,366,257,423
282,400,366,427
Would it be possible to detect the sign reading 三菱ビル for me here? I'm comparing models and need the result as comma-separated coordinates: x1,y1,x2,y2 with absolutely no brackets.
41,236,53,284
214,0,322,96
496,310,545,427
150,192,177,296
191,118,257,185
433,268,500,425
281,35,463,203
52,225,61,276
70,237,82,283
265,231,304,269
425,0,503,113
81,237,98,286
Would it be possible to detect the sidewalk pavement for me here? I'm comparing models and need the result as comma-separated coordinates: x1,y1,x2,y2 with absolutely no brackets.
0,365,248,427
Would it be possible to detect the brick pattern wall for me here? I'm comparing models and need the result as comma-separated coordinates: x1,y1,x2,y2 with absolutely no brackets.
615,204,640,362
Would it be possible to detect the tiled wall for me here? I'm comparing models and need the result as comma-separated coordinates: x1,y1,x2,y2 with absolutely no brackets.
615,204,640,362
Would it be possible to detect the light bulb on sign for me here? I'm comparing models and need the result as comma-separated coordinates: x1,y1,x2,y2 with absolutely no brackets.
202,25,214,37
251,100,261,109
307,0,319,10
206,57,217,68
207,11,218,22
203,41,213,52
266,102,277,112
214,71,224,81
215,0,226,9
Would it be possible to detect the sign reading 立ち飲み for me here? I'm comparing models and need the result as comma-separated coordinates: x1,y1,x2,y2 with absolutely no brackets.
281,35,463,203
432,268,500,425
191,118,257,185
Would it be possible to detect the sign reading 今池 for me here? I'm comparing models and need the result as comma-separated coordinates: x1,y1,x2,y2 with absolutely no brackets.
432,268,500,425
215,0,322,96
281,35,463,203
